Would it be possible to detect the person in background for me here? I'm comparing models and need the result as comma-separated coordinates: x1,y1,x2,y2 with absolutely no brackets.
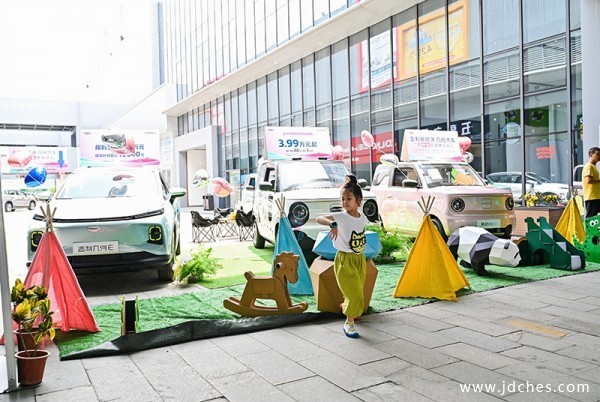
582,147,600,218
316,175,368,338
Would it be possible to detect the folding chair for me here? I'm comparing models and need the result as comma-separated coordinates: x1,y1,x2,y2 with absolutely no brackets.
235,208,255,241
191,211,216,242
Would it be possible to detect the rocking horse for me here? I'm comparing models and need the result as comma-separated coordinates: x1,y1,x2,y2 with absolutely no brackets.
223,252,309,317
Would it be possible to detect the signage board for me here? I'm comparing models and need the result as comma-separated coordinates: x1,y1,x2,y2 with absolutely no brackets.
79,129,160,167
264,126,332,160
400,129,462,161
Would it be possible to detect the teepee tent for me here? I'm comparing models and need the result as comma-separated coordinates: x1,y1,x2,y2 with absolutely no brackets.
393,197,469,302
555,197,585,245
273,196,313,295
24,205,100,332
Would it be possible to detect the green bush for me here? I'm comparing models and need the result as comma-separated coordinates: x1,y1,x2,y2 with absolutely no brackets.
367,225,413,264
172,246,222,284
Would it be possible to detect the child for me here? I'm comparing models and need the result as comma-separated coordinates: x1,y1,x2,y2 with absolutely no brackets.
316,175,368,338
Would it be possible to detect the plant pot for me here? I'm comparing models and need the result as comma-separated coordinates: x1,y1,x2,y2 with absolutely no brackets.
513,206,565,237
14,329,45,352
15,350,50,386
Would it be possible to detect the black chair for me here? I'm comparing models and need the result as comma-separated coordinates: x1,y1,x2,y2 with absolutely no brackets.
191,211,217,242
214,207,233,219
235,208,255,241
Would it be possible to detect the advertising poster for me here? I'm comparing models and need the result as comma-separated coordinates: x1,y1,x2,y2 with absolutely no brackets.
264,126,332,160
359,32,392,92
400,129,462,161
79,129,160,167
396,0,468,80
0,146,78,174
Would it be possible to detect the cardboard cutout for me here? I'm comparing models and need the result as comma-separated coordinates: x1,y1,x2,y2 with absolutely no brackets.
555,197,585,245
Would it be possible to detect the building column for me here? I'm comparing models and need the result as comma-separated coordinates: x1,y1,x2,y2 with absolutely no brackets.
582,0,600,153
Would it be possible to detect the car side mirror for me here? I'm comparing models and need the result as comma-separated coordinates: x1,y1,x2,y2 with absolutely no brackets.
402,179,419,188
169,187,186,203
245,185,255,191
357,179,367,189
258,181,273,191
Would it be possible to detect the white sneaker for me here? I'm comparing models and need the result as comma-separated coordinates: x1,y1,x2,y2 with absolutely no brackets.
343,321,359,338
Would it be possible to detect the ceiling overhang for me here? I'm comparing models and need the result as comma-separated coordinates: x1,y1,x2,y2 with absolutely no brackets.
163,0,418,117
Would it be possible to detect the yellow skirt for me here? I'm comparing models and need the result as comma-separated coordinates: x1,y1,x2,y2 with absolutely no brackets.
334,251,366,318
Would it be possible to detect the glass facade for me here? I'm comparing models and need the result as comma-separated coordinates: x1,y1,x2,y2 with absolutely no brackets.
165,0,582,204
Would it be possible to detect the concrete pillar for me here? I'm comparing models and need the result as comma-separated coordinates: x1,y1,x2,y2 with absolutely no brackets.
582,0,600,153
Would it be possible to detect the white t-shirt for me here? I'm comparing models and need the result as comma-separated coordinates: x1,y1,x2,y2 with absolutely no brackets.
331,211,369,254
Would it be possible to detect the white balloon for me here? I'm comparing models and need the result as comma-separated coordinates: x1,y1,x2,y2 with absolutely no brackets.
380,153,399,167
192,169,210,188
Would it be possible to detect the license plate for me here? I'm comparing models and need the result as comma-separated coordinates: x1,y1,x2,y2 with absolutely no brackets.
477,219,501,228
73,241,119,255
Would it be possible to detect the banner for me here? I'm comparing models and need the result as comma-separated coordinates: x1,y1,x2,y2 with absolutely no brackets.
0,146,78,174
400,130,461,161
79,129,160,167
264,127,332,160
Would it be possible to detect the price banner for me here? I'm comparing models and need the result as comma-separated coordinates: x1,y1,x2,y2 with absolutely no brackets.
265,127,332,160
400,129,462,161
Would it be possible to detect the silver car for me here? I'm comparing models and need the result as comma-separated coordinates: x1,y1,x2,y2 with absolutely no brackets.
3,189,37,212
27,166,186,280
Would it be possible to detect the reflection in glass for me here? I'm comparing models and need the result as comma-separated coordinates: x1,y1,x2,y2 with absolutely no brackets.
483,0,519,55
483,50,520,102
523,37,566,93
525,132,569,183
523,0,565,44
524,90,567,135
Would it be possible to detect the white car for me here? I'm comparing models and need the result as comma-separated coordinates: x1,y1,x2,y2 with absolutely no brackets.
486,172,569,202
3,189,37,212
252,158,379,259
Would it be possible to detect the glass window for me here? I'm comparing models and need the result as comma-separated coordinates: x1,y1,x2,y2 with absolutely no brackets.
524,90,567,135
483,50,520,102
523,0,566,43
418,0,446,75
523,37,567,93
301,0,313,31
571,31,583,166
393,7,417,82
349,30,368,96
333,99,350,162
245,0,255,61
291,61,303,113
315,48,331,106
289,0,301,37
239,87,248,129
370,19,392,91
302,54,315,108
240,127,248,171
484,98,520,142
394,118,418,159
279,65,291,117
332,39,349,101
277,0,289,45
257,77,268,123
314,0,329,25
570,0,581,30
483,0,519,55
330,0,347,16
231,92,239,130
267,72,279,121
525,132,569,184
248,81,257,125
266,5,277,51
255,0,266,56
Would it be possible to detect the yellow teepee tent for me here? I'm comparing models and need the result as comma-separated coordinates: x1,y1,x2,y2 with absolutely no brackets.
393,197,470,302
555,197,585,245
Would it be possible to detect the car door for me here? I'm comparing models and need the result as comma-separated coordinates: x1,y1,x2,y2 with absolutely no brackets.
382,165,422,235
16,191,28,207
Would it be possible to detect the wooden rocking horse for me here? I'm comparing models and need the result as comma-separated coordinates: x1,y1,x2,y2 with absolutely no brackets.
223,252,308,317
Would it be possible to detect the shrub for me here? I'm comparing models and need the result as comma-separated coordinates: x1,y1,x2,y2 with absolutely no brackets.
172,245,222,284
367,225,413,264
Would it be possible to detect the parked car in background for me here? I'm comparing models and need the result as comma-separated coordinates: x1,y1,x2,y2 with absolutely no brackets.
3,189,37,212
371,160,515,240
239,173,257,212
486,172,569,203
573,164,583,195
27,166,186,281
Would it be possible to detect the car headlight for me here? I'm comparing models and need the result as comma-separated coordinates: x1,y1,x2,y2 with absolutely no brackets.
30,231,43,253
362,199,379,222
288,202,309,228
450,198,465,213
505,197,514,211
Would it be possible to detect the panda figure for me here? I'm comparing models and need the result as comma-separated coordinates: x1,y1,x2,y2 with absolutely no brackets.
447,227,521,276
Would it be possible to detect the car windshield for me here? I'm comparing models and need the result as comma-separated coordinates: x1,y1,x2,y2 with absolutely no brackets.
526,172,550,183
56,169,159,199
279,161,350,191
420,163,484,188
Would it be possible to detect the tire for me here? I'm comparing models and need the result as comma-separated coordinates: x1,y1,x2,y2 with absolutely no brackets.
253,222,266,249
157,262,173,282
28,201,36,210
5,202,13,212
431,218,448,242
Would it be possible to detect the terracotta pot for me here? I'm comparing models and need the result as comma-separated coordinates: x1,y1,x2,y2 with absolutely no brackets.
513,206,565,237
14,329,45,352
15,350,50,386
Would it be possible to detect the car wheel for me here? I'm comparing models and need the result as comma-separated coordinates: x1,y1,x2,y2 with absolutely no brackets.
253,222,266,249
5,202,13,212
157,262,173,282
431,218,448,242
28,201,36,210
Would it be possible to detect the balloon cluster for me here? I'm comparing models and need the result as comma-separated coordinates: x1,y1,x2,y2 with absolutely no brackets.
458,136,474,163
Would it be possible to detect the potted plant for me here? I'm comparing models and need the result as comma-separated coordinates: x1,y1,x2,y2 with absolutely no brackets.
11,279,55,386
513,192,566,237
172,245,222,284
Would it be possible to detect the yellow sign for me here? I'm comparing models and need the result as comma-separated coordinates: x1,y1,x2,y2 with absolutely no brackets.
396,0,469,80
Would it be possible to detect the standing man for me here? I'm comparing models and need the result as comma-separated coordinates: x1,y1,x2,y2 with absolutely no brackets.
583,147,600,218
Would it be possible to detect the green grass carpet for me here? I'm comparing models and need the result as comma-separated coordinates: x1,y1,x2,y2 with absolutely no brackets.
54,259,600,358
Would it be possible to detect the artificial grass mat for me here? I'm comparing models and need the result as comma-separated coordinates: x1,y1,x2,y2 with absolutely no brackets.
54,259,600,358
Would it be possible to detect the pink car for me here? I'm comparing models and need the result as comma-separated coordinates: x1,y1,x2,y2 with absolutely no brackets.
371,161,515,239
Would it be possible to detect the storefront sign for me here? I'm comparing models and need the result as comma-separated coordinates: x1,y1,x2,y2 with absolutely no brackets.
400,129,462,161
79,129,160,167
265,126,332,160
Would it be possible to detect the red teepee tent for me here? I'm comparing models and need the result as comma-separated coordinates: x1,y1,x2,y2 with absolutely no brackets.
25,230,100,333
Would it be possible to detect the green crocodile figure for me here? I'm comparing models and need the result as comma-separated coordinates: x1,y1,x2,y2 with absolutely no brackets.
574,216,600,263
